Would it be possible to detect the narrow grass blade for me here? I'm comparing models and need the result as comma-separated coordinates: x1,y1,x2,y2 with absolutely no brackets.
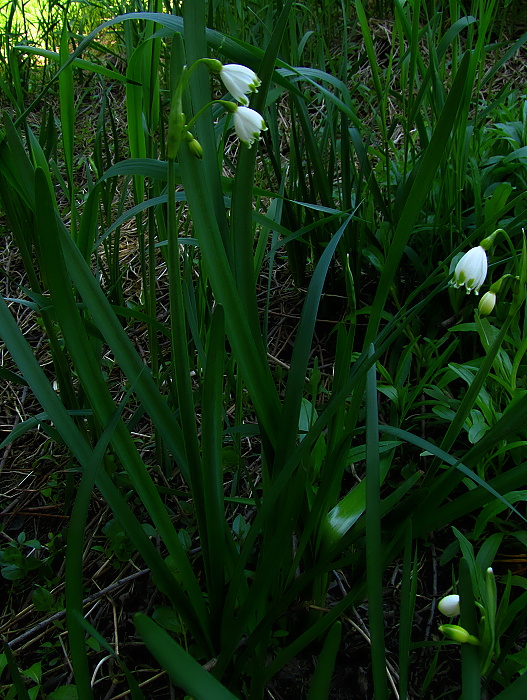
398,524,418,699
182,0,230,253
13,45,134,83
2,642,30,700
166,153,203,515
178,2,282,443
231,0,294,326
178,147,282,443
57,222,190,479
493,675,527,700
421,461,527,536
0,294,207,645
65,383,137,700
34,168,210,646
426,312,514,485
59,24,74,191
380,425,526,527
275,214,351,469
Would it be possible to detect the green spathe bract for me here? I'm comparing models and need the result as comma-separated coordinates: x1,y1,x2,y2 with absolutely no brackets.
439,624,480,645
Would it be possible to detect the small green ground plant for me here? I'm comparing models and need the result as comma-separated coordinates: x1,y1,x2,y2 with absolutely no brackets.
2,0,527,698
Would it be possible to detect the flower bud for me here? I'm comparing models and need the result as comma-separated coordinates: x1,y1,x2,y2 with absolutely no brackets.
478,290,496,316
438,594,460,617
187,137,203,159
439,624,480,645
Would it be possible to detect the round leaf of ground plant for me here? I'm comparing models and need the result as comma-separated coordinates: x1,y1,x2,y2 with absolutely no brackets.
32,587,54,612
153,606,183,635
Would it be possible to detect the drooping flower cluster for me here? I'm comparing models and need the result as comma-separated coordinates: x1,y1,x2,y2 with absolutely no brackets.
208,60,267,148
450,230,507,307
451,234,519,316
169,59,267,159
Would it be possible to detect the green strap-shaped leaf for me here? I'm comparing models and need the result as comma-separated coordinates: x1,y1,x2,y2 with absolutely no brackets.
134,614,239,700
34,168,211,647
365,345,389,700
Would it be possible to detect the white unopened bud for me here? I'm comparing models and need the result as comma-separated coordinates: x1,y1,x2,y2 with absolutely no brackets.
478,290,496,316
438,594,460,617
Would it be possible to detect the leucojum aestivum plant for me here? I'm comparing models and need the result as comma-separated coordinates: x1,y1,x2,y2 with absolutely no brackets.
434,232,527,690
2,1,527,699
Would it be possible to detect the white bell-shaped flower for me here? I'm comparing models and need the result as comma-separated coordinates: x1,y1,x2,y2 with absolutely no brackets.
220,64,261,105
233,106,267,147
452,246,488,294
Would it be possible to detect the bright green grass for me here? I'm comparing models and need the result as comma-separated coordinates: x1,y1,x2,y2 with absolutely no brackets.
1,0,120,48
